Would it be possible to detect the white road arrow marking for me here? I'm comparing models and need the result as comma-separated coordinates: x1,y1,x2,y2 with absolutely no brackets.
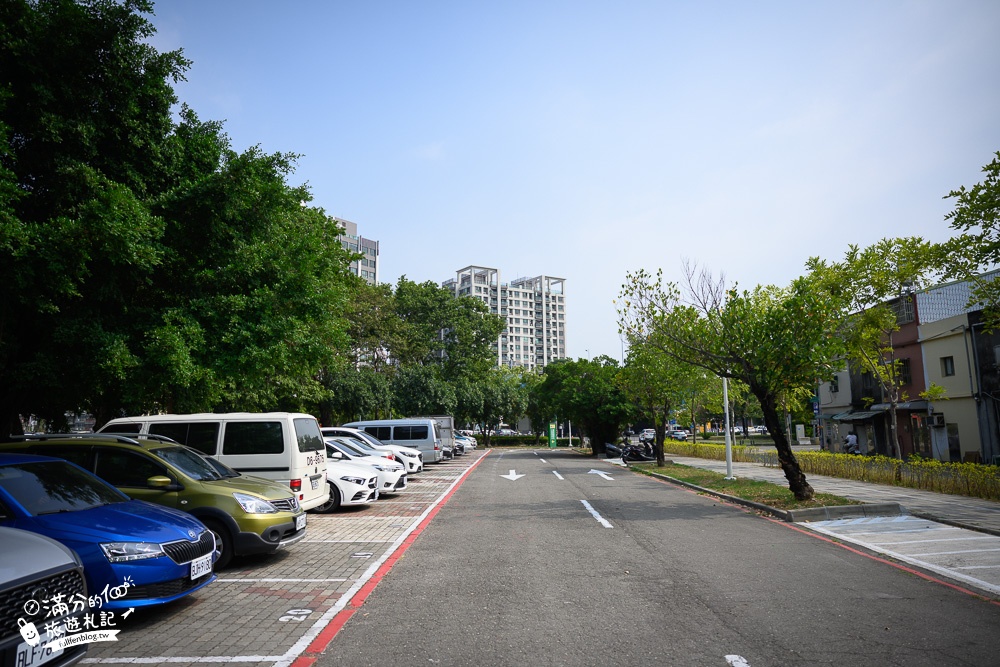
725,656,751,667
588,469,614,481
500,470,525,481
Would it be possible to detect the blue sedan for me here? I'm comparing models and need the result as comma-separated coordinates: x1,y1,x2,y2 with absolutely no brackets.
0,453,216,609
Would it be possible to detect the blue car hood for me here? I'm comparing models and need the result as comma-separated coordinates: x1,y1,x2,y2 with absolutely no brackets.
33,500,205,544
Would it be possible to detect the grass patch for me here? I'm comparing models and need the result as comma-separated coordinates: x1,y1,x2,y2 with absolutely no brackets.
639,462,862,511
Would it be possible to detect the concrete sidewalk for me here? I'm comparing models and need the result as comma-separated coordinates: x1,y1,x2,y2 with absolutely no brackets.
651,454,1000,536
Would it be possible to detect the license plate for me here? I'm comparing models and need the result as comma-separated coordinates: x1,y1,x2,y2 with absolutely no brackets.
16,640,63,667
310,477,320,490
295,514,306,531
190,553,212,580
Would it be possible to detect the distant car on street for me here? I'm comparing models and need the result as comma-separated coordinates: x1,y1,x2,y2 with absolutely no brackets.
668,430,688,441
639,429,656,443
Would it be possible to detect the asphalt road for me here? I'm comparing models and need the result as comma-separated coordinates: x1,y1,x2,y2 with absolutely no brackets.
318,449,999,667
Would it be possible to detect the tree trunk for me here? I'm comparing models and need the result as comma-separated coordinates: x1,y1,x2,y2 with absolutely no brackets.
655,419,667,467
752,384,814,500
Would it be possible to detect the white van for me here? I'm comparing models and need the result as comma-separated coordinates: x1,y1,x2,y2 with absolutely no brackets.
98,412,330,511
342,418,444,463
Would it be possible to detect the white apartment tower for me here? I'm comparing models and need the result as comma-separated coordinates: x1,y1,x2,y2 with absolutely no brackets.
335,217,379,285
442,266,566,370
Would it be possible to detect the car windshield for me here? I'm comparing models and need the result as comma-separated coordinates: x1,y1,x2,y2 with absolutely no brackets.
341,437,379,454
352,431,385,448
152,446,223,481
0,461,126,515
204,456,240,478
327,439,367,458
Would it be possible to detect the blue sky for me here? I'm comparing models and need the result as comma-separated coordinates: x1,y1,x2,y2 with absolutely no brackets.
148,0,1000,361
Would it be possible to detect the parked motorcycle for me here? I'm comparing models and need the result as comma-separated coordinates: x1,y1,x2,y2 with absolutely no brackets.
621,443,655,463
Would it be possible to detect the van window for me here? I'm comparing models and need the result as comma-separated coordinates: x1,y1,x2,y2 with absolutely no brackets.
223,422,284,455
293,418,324,452
94,448,169,487
149,422,220,455
106,422,142,434
363,426,391,441
394,425,428,440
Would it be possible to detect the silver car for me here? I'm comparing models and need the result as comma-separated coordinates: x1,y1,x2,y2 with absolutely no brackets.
0,527,89,667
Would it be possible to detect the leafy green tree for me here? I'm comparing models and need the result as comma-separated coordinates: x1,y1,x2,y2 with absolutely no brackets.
808,238,944,458
619,334,707,464
0,1,357,432
470,367,527,445
0,0,187,433
393,277,503,380
391,364,457,417
536,357,633,456
945,151,1000,325
619,267,847,499
317,364,393,426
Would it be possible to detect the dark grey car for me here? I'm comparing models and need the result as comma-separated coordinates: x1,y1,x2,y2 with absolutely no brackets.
0,527,89,667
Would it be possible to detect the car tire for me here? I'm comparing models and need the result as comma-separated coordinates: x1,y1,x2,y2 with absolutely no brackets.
203,518,233,570
313,482,341,513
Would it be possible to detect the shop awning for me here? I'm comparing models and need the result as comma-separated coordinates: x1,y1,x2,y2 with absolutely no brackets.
869,400,929,411
832,410,882,422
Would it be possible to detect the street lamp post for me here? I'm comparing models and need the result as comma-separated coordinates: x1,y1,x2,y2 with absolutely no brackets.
723,375,736,480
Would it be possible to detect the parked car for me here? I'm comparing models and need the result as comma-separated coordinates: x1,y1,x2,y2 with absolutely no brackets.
668,430,688,441
2,434,307,569
639,429,656,443
325,438,407,496
0,527,89,667
97,412,329,511
343,419,445,463
321,427,423,474
313,458,379,513
454,433,477,450
0,453,216,609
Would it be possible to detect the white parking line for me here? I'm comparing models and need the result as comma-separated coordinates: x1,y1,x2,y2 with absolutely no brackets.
216,578,349,583
910,548,1000,557
553,471,564,480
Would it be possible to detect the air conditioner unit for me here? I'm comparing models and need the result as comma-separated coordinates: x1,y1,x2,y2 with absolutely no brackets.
929,414,946,427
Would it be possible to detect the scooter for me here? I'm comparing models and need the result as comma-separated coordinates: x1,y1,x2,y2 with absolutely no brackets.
621,443,655,462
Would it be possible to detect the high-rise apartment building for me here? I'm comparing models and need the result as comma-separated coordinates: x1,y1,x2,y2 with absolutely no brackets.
335,217,379,285
442,266,566,370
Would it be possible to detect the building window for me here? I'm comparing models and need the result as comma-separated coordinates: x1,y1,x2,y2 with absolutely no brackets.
890,297,914,325
830,376,839,393
898,358,912,386
941,356,955,377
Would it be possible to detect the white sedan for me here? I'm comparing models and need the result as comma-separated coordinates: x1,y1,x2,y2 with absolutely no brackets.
313,459,378,513
322,426,424,474
326,438,407,495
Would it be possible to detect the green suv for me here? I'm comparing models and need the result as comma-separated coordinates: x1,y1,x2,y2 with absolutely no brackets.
1,434,307,568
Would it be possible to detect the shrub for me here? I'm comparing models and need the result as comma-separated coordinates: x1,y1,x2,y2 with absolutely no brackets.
660,441,1000,501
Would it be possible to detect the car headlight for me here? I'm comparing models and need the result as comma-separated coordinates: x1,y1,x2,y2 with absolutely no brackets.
398,451,415,458
340,475,366,485
234,492,278,514
372,464,387,471
101,542,165,562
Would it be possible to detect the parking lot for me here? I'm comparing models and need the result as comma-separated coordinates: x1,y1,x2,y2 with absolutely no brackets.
82,450,487,666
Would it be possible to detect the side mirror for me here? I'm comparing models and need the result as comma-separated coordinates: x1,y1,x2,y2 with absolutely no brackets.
147,475,174,489
328,451,344,461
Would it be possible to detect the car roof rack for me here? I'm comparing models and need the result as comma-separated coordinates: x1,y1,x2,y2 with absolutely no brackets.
12,432,180,445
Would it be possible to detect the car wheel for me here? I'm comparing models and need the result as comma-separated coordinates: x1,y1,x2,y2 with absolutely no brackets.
313,482,341,513
203,519,233,570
